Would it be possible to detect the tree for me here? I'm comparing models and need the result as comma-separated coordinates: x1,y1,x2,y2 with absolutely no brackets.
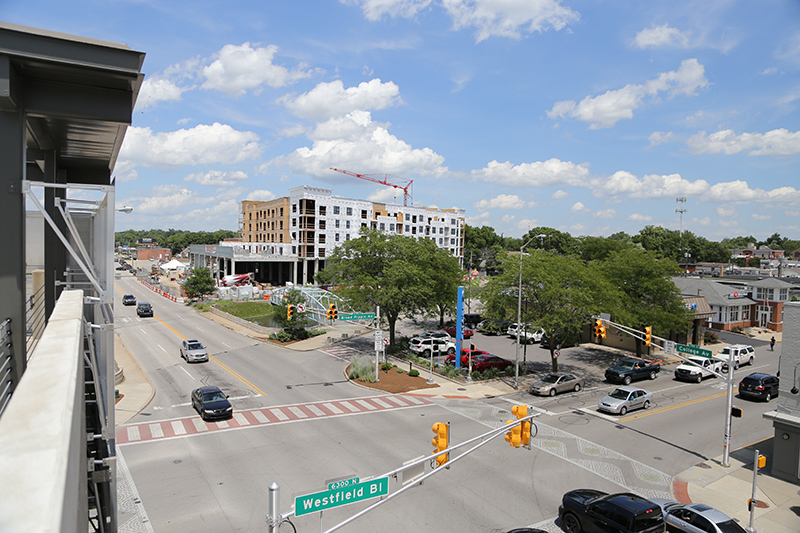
316,229,447,345
596,249,694,356
417,239,463,327
577,235,631,261
633,225,682,259
183,267,217,300
481,250,616,372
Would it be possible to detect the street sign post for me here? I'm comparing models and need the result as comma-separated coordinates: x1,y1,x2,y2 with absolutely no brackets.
294,477,389,517
338,312,376,321
675,343,712,358
664,340,676,356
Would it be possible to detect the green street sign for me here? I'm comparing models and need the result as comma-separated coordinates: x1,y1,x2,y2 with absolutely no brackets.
295,477,389,516
338,312,376,321
676,343,712,358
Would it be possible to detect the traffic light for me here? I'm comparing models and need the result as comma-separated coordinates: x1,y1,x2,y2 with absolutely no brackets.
644,326,652,346
593,319,606,339
512,405,530,447
731,406,743,418
504,419,521,448
287,304,295,321
327,304,338,320
431,422,449,467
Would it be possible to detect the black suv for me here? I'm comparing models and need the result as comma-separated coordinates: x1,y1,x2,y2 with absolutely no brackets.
739,373,779,402
136,302,153,317
559,489,665,533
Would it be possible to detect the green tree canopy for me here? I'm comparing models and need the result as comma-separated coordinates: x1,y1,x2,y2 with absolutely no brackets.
182,267,217,300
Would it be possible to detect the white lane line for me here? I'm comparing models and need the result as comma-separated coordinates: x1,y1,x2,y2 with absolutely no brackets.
253,411,270,424
192,419,208,432
221,342,231,348
385,396,408,406
288,406,308,418
356,399,377,411
149,424,164,438
157,344,168,354
271,408,289,421
171,421,187,435
339,401,361,413
233,413,250,426
180,367,194,380
372,398,393,409
323,403,343,414
307,404,325,417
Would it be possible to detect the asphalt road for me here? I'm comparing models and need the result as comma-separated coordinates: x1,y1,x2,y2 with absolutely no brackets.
115,274,780,533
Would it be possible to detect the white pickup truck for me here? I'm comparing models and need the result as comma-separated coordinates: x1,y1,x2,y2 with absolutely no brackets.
674,356,724,383
717,344,755,370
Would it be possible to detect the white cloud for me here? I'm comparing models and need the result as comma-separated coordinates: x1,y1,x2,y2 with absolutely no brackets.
341,0,433,21
705,181,800,204
366,187,406,204
548,59,708,128
628,213,652,222
184,170,248,188
517,218,537,230
633,24,691,49
180,200,241,224
502,214,516,224
135,77,186,110
202,43,318,96
466,211,490,225
266,111,447,177
442,0,580,43
551,190,568,199
131,186,200,214
759,67,778,75
474,194,527,210
119,123,261,169
593,208,617,219
280,79,402,122
472,158,590,186
113,160,138,183
279,125,309,138
752,213,771,221
687,128,800,156
715,206,729,217
246,190,277,201
598,171,710,199
570,202,587,213
692,217,711,226
648,131,675,147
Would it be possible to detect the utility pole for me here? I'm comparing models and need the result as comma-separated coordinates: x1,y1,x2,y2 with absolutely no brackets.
676,197,687,270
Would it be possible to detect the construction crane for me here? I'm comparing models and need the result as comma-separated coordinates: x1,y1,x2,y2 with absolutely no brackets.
330,167,413,206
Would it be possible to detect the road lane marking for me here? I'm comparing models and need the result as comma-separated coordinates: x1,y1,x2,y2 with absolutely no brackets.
340,401,360,412
127,426,141,441
149,424,164,438
356,399,377,410
620,388,738,422
270,408,289,421
233,413,250,426
171,421,187,435
323,403,343,414
192,419,208,432
180,367,194,380
253,411,269,424
209,355,267,397
307,404,325,417
288,406,308,418
157,344,168,354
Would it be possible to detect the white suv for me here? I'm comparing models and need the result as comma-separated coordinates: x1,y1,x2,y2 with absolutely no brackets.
717,344,755,370
408,337,456,357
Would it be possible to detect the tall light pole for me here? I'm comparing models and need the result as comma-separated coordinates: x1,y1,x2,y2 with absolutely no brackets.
516,234,546,389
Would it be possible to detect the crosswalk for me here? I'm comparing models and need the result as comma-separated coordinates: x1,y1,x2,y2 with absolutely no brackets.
117,394,432,445
319,345,368,362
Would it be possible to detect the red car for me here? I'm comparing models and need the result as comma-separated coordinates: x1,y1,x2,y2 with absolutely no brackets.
442,326,474,339
445,348,490,366
471,355,513,372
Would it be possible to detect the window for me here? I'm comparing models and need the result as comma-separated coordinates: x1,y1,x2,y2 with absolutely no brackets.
346,207,352,216
389,223,395,231
346,221,351,229
280,207,284,216
319,206,326,216
335,220,340,228
345,234,350,241
405,225,410,232
380,223,385,230
361,209,368,219
451,228,456,235
335,233,340,242
333,206,340,215
450,238,455,245
405,214,410,221
780,288,788,301
730,306,739,322
742,306,750,320
292,218,296,227
439,238,443,244
292,204,297,213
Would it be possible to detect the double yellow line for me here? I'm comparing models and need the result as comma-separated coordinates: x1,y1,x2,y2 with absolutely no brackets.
114,283,266,397
621,388,736,422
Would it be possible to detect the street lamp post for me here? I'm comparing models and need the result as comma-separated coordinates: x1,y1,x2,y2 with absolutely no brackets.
515,234,545,389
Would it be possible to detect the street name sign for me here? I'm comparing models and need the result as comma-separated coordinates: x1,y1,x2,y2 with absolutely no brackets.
295,477,389,516
338,312,376,321
675,343,712,358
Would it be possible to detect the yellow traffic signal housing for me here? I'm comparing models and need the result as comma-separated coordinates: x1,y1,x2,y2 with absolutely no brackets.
331,304,338,320
287,305,295,321
504,419,521,448
512,405,530,447
594,319,602,338
644,326,652,346
758,455,766,469
431,422,449,467
326,304,335,319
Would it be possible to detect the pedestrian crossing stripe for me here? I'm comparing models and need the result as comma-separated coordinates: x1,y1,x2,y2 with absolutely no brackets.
116,394,433,445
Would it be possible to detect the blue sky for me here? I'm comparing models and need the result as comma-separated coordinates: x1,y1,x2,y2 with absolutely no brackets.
5,0,800,240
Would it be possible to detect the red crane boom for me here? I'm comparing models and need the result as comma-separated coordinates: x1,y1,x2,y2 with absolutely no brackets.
330,167,413,206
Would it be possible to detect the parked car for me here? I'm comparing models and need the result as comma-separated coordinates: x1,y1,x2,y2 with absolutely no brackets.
442,325,474,339
605,358,661,385
445,348,490,366
414,331,452,341
507,324,545,344
191,386,233,421
180,339,209,363
122,294,136,306
136,302,153,317
739,373,779,402
408,337,456,357
674,356,723,383
559,489,665,533
463,313,482,328
718,344,755,370
649,499,747,533
598,386,653,415
477,319,510,336
470,354,513,372
530,372,584,396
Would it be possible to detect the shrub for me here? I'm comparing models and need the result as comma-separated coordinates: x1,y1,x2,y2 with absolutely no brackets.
731,326,745,334
441,364,461,379
408,369,420,377
269,330,293,342
348,356,376,383
704,331,719,344
396,368,404,374
381,362,393,372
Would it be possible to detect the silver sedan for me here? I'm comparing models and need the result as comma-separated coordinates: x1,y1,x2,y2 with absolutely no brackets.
530,373,585,396
597,386,652,415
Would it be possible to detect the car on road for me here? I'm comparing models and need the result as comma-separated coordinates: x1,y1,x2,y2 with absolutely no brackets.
649,498,746,533
445,348,490,366
605,358,660,385
738,373,779,402
136,302,153,317
674,356,723,383
470,354,513,372
180,339,209,363
718,344,755,370
191,386,233,421
408,337,456,357
122,294,136,306
598,386,653,415
530,372,585,396
442,325,474,339
559,489,665,533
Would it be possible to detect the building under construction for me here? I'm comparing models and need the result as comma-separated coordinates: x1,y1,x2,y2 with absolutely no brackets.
190,185,465,286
